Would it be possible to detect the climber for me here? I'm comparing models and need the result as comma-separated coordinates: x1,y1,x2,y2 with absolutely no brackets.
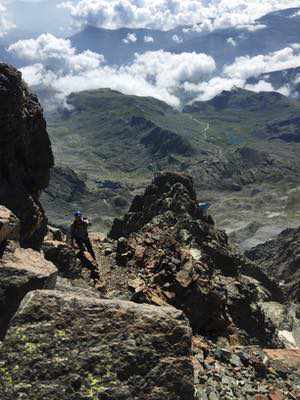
198,202,211,218
196,202,215,225
70,211,97,261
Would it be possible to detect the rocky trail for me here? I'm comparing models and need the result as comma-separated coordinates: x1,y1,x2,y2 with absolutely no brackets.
0,63,300,400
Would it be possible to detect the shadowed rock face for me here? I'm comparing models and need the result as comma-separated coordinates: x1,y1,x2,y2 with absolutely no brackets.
246,227,300,302
0,290,194,400
110,172,283,346
0,63,54,250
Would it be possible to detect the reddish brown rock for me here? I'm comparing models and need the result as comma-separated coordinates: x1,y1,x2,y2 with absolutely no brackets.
268,390,284,400
111,172,283,346
264,349,300,370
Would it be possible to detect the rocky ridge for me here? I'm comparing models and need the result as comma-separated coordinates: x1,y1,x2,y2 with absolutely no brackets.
109,172,284,347
0,64,193,399
0,65,300,399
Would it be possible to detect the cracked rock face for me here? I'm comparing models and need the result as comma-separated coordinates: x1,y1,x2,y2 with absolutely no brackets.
0,289,194,400
110,172,283,346
0,63,54,250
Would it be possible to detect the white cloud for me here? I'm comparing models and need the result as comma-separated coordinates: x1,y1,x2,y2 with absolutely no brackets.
8,33,104,73
186,16,266,34
7,34,300,111
59,0,300,31
227,37,236,47
186,46,300,102
184,77,244,102
8,34,216,109
245,80,276,93
144,35,154,43
291,10,300,18
172,34,183,44
126,50,216,90
223,46,300,80
123,32,137,44
0,1,15,37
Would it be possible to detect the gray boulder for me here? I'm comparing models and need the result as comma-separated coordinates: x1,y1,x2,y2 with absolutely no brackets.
0,289,194,400
0,242,57,339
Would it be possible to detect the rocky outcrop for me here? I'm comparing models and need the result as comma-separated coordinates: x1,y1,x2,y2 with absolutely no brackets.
193,337,300,399
0,63,54,249
42,240,82,279
109,172,198,239
0,206,19,244
0,241,57,339
110,172,283,347
42,238,101,285
246,227,300,302
0,289,194,400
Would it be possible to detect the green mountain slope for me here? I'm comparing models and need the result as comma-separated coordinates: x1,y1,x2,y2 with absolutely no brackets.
183,88,300,144
44,88,300,243
49,89,213,181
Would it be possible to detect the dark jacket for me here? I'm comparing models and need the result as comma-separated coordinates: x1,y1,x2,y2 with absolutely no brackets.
71,218,90,240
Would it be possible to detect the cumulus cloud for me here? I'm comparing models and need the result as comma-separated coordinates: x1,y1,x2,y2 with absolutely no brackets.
291,10,300,17
245,80,277,93
188,46,300,102
184,18,266,34
223,46,300,80
144,35,154,43
126,50,216,91
227,37,236,47
8,34,104,73
123,32,137,44
0,1,15,37
184,77,243,102
172,34,183,44
7,33,300,111
59,0,300,32
8,33,216,109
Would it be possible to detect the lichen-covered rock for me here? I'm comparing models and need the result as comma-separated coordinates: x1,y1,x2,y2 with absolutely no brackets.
0,289,194,400
0,206,19,243
110,172,283,347
0,242,57,339
0,63,54,250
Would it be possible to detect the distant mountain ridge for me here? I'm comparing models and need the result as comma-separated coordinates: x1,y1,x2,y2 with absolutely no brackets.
69,7,300,68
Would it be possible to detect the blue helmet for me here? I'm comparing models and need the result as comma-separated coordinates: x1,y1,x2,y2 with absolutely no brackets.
74,211,82,217
198,202,210,209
